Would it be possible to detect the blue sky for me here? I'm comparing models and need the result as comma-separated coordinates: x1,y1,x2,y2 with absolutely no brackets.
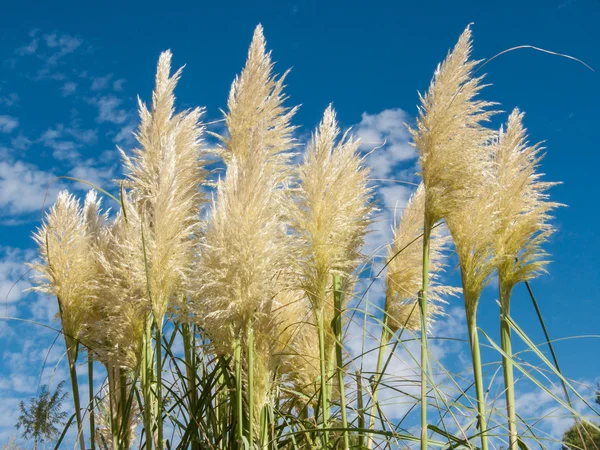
1,0,599,446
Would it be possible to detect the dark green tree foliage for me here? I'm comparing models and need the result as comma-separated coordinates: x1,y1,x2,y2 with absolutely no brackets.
561,387,600,450
562,422,600,450
16,381,69,449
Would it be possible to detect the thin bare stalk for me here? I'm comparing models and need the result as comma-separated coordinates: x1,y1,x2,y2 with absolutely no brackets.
356,371,365,449
419,218,432,450
366,314,390,450
248,325,255,447
466,312,489,450
499,282,518,450
182,323,199,450
156,321,164,449
234,336,244,447
316,308,330,446
333,275,350,450
107,366,119,449
88,352,95,450
141,317,154,450
65,335,86,450
119,370,128,449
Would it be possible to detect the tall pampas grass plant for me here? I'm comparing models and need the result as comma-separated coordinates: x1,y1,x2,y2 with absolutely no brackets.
491,109,560,449
288,105,373,446
410,25,496,450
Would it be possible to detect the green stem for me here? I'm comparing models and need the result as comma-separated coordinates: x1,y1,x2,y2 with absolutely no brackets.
119,369,129,449
65,336,86,450
141,317,154,450
419,219,432,450
260,405,269,450
466,312,489,450
156,322,163,449
356,371,365,449
107,365,119,449
316,308,330,446
234,336,244,447
366,314,390,449
333,275,350,450
499,281,518,450
182,323,199,450
88,352,96,450
248,325,255,448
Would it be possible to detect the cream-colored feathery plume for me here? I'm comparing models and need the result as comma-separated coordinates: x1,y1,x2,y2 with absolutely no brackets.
490,109,560,450
91,205,148,370
118,50,205,324
385,184,458,333
30,190,96,341
493,109,560,292
411,25,496,227
219,24,298,174
75,191,146,371
94,375,141,449
192,25,298,416
283,105,373,420
290,105,373,313
445,178,497,321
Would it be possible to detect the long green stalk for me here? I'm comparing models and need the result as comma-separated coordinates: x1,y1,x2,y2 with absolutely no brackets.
234,336,244,447
88,353,96,450
119,370,129,449
333,275,350,450
466,313,489,450
65,336,86,450
141,317,154,450
248,325,255,447
418,219,432,450
182,323,199,450
156,322,164,449
260,405,270,450
499,282,518,450
316,308,330,446
356,371,365,449
366,314,390,450
107,367,118,449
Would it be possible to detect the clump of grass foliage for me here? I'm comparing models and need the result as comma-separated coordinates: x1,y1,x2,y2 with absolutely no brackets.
25,24,600,450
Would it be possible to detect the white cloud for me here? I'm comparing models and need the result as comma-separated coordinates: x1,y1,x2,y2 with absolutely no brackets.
352,108,420,261
91,95,129,124
14,30,84,81
90,73,113,91
0,115,19,133
61,81,77,96
69,160,117,190
0,160,60,216
38,123,97,160
42,31,82,66
113,78,126,91
0,247,34,309
356,108,417,179
0,92,19,107
113,121,137,146
11,133,32,151
14,29,39,56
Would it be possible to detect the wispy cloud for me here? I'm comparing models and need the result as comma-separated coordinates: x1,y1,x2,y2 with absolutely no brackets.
61,81,77,96
89,94,130,124
353,108,419,259
0,247,34,311
357,108,416,180
38,122,98,160
90,73,113,91
0,115,19,133
0,160,60,216
12,29,85,81
0,92,19,107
